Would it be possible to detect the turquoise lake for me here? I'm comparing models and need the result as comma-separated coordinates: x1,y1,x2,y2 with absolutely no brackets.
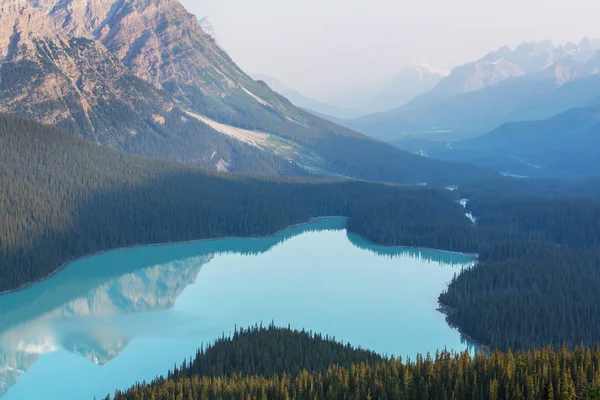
0,218,476,399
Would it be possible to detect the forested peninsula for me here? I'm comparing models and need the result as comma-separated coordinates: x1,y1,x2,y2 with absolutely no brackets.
108,325,600,400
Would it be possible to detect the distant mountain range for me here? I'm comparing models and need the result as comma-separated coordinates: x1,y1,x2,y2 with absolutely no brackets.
252,74,366,119
400,106,600,179
0,0,494,186
323,63,447,114
365,63,449,112
252,63,447,120
346,38,600,141
254,62,446,119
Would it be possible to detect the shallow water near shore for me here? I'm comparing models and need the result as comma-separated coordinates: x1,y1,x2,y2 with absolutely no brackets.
0,218,476,399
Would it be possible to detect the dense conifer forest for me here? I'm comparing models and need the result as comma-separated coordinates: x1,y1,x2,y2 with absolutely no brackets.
0,113,470,292
439,197,600,351
352,192,600,351
108,325,600,400
2,113,600,359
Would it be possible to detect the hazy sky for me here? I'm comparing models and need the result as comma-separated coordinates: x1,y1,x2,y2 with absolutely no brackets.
181,0,600,99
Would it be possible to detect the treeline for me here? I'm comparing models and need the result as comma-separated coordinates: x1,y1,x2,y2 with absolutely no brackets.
167,324,383,379
440,243,600,351
108,326,600,400
0,113,468,293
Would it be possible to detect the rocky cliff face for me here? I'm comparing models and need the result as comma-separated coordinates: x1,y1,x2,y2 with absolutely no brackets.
0,0,314,175
0,0,322,170
36,0,219,88
29,0,290,118
0,0,175,143
0,0,486,185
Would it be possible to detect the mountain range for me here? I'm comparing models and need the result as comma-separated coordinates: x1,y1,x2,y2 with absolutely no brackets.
321,63,447,114
399,106,600,179
347,39,600,141
0,0,493,186
254,62,446,119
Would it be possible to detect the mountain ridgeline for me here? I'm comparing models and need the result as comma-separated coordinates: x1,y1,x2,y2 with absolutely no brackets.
435,106,600,178
0,0,495,186
342,38,600,180
391,104,600,179
347,39,600,143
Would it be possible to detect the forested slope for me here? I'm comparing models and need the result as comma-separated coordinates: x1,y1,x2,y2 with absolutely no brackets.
439,197,600,350
352,188,600,351
426,106,600,179
109,325,600,400
0,113,470,292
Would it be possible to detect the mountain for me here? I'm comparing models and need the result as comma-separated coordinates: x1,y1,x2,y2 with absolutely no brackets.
405,39,600,110
252,74,365,119
415,106,600,178
0,0,494,185
198,17,216,40
325,63,446,114
364,63,447,112
347,39,600,141
0,0,306,176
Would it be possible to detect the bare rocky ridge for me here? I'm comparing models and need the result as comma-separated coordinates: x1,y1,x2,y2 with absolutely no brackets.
347,38,600,142
0,0,174,141
387,39,600,117
0,0,494,185
0,0,311,175
31,0,278,113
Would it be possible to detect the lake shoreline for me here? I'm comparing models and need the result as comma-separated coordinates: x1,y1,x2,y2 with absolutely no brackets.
1,222,480,399
348,233,480,259
0,216,347,297
0,215,478,307
437,303,490,354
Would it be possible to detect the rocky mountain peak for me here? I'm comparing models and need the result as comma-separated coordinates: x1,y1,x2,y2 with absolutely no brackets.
198,17,216,40
29,0,242,98
28,0,109,38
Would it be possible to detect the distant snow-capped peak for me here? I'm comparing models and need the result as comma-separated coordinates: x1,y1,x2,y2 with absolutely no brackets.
411,62,451,77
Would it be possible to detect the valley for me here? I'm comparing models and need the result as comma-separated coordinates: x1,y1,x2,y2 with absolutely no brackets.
0,0,495,186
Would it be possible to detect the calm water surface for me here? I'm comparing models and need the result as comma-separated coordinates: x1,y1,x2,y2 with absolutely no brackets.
0,218,475,399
